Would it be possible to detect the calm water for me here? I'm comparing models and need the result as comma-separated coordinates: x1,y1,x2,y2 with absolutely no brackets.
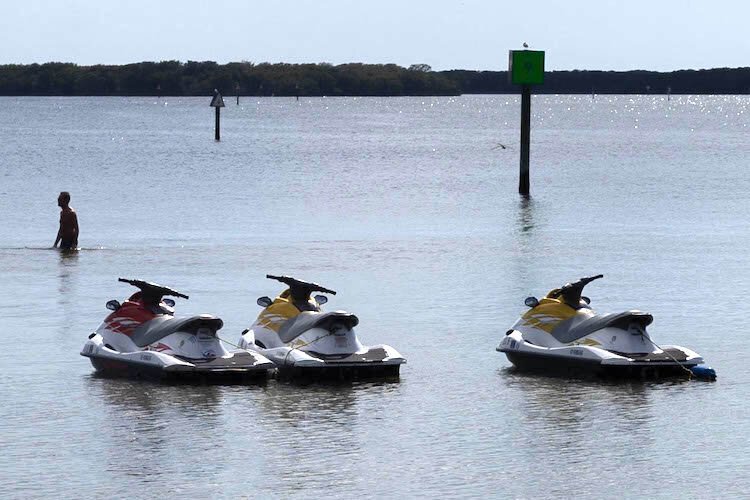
1,95,749,498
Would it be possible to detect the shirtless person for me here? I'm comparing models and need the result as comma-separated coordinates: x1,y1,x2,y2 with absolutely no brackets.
53,191,79,250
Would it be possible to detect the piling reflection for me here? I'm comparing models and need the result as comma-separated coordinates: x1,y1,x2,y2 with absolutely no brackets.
510,195,544,292
516,196,536,234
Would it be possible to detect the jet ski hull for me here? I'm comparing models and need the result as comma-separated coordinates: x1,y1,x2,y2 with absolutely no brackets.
502,349,699,380
82,338,273,384
277,362,402,381
87,355,271,383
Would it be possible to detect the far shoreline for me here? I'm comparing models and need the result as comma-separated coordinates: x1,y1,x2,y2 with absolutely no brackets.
1,61,748,97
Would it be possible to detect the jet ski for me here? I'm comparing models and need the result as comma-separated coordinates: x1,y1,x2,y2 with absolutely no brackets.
81,278,275,382
497,275,716,380
238,275,406,380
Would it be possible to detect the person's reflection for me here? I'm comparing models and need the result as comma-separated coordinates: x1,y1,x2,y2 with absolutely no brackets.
57,249,79,332
57,249,79,294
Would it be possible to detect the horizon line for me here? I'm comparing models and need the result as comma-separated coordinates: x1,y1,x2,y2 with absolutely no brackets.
1,60,749,74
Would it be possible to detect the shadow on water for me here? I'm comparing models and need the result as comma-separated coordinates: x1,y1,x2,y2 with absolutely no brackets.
257,381,387,427
254,381,400,492
498,367,667,447
86,375,223,416
84,376,225,483
492,368,676,496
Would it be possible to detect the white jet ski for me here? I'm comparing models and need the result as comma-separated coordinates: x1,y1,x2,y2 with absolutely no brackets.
497,275,716,380
81,278,274,382
238,275,406,380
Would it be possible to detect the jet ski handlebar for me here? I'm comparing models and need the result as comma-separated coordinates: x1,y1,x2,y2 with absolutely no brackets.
265,274,337,295
118,278,189,300
550,274,603,306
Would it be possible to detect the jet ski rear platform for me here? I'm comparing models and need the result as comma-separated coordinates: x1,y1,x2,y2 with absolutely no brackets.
277,363,402,382
267,345,405,381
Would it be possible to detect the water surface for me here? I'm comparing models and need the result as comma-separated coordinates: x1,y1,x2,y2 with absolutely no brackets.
1,95,748,497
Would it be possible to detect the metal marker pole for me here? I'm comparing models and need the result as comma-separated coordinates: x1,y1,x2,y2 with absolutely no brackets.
215,107,221,141
210,91,225,142
519,85,531,196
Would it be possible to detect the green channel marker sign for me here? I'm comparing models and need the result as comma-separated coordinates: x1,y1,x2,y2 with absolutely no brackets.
509,50,545,85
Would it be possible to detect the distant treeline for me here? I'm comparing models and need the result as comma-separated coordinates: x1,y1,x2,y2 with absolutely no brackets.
0,61,748,96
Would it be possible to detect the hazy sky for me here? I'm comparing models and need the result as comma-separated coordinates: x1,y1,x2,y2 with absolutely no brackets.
1,0,748,71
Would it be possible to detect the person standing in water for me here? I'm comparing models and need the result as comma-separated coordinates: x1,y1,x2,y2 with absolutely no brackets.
53,191,79,250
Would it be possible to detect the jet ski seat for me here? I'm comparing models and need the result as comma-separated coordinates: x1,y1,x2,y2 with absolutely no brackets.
551,310,653,344
131,314,224,348
278,311,359,343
